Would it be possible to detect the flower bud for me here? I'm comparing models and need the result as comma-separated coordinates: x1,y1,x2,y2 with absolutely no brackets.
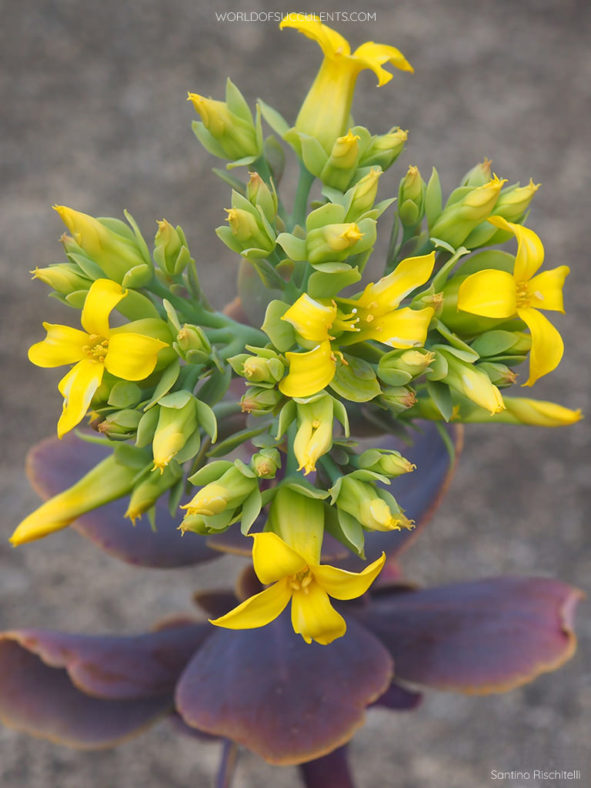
378,348,435,386
398,165,426,228
293,394,334,475
97,408,142,440
188,79,262,163
476,361,518,387
442,352,505,414
251,448,281,478
174,324,211,362
359,127,407,171
125,464,182,524
461,159,492,187
320,130,360,191
11,451,144,545
332,475,412,532
54,205,152,285
241,387,282,415
429,176,506,248
152,395,199,472
495,397,582,427
307,222,364,264
378,386,417,414
217,193,276,258
493,179,540,223
153,220,194,276
357,448,415,477
246,172,278,223
344,167,382,221
31,264,91,295
182,466,257,517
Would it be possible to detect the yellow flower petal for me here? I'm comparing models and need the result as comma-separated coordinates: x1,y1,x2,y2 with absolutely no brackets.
279,341,336,398
502,397,582,427
209,579,292,630
28,323,88,368
104,332,168,381
352,41,414,84
358,252,435,312
81,278,127,337
488,216,544,282
362,306,434,348
313,552,386,600
56,359,104,438
518,307,564,386
527,266,570,312
458,269,517,318
282,294,336,343
458,365,505,414
279,14,351,59
290,582,347,645
252,532,307,585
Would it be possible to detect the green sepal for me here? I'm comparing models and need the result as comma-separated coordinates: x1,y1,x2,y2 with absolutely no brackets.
426,380,453,422
195,399,217,442
471,330,526,358
144,360,181,410
173,429,202,464
434,320,479,360
226,154,259,170
263,135,286,184
188,460,234,486
135,406,160,448
108,381,142,408
198,366,231,405
276,233,306,261
212,167,245,192
306,203,346,231
257,99,290,137
113,443,151,471
262,300,295,351
118,289,161,321
159,390,193,409
333,399,350,437
425,167,442,227
336,509,366,558
192,120,228,159
240,487,263,535
424,351,448,381
122,263,152,289
66,252,105,281
168,475,186,518
330,355,381,403
282,478,330,500
308,266,362,299
456,250,515,277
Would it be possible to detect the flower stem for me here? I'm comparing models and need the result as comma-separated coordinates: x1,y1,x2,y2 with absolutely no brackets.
215,739,239,788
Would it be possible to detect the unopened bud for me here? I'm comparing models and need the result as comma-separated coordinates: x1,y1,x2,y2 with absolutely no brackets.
430,176,506,248
241,387,282,415
97,409,142,439
378,386,417,414
378,348,435,385
246,172,278,222
461,159,492,187
360,127,408,170
31,263,91,295
251,448,281,478
154,219,193,276
344,167,382,221
358,448,415,477
175,324,211,362
320,129,360,190
398,165,426,228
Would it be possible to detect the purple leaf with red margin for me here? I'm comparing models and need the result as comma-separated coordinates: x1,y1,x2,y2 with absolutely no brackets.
175,611,393,765
355,577,582,693
26,434,218,567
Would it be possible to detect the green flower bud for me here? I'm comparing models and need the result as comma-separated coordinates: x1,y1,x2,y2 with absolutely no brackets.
174,324,211,362
246,172,278,223
398,165,426,228
476,361,518,387
307,222,365,264
241,386,282,415
359,127,407,171
430,176,506,248
31,263,91,295
319,129,360,191
357,448,415,477
378,386,417,414
125,464,182,524
344,167,382,221
152,394,199,472
332,475,412,532
153,220,194,276
188,78,262,163
378,348,436,386
97,408,142,440
461,159,492,187
251,448,281,478
216,190,276,259
492,179,540,223
182,465,257,517
441,351,505,414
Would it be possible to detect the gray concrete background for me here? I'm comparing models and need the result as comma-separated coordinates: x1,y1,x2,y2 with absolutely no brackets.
1,0,590,786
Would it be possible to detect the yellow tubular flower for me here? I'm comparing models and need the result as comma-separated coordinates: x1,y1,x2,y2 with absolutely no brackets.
210,531,386,645
28,279,169,438
280,14,413,152
457,217,569,386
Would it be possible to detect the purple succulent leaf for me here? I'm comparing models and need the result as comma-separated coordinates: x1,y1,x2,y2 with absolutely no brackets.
175,612,392,765
168,711,220,742
0,624,209,701
193,591,239,619
371,681,423,711
356,577,582,693
298,745,355,788
0,638,172,749
26,434,218,567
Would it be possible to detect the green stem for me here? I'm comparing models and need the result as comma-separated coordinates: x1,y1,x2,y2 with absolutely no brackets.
285,422,299,475
318,455,343,484
290,163,315,230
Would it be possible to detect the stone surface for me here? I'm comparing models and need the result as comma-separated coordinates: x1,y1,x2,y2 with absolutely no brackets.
1,0,589,785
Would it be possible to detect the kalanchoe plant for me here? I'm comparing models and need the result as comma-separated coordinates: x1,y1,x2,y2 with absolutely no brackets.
4,11,582,786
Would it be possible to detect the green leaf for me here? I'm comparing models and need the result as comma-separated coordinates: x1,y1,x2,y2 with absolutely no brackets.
188,460,233,486
225,78,253,124
212,167,245,192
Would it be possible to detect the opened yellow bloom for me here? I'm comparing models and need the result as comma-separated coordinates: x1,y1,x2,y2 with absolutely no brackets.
210,531,385,644
28,279,169,438
280,14,413,151
457,217,569,386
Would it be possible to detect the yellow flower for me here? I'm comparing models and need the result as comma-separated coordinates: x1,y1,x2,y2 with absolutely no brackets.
280,14,413,152
210,531,385,644
293,395,335,475
457,217,569,385
28,279,169,438
278,253,435,398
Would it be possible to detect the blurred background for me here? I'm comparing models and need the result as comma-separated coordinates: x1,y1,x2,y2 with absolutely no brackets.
1,0,589,785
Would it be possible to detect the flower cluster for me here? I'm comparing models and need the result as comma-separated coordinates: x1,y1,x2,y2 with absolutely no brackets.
10,14,580,655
